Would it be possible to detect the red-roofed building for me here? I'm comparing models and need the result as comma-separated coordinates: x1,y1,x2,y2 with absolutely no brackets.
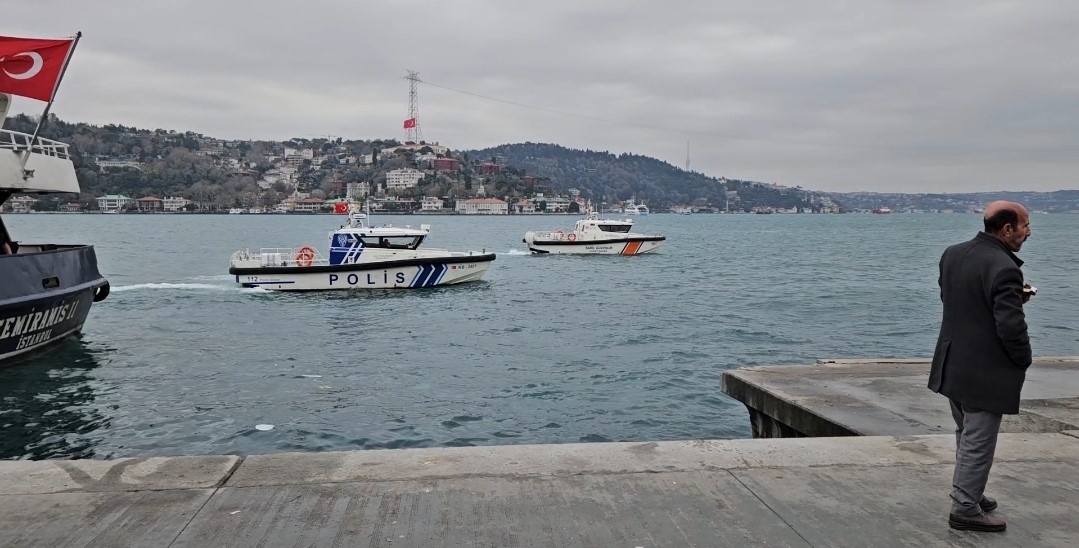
433,158,461,172
478,162,501,175
136,196,164,212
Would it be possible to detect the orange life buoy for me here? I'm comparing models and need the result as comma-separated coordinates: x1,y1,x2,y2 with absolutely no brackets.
566,233,576,242
295,245,316,267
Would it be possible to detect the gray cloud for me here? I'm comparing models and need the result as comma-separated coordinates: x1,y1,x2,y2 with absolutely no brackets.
6,0,1078,192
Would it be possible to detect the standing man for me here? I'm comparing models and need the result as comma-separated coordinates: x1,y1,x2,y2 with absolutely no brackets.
929,200,1033,532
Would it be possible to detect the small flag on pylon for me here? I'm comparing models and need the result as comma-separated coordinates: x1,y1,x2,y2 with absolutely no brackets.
403,117,417,129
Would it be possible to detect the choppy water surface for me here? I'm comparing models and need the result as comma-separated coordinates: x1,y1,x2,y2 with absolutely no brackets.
2,212,1076,459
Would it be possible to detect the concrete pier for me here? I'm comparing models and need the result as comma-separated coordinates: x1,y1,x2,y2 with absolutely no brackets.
2,433,1079,546
721,357,1079,438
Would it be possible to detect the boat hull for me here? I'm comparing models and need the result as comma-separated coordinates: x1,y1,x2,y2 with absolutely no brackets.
229,254,496,291
0,246,109,366
525,237,664,255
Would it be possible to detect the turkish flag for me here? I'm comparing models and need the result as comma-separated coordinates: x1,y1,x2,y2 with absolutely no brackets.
403,117,417,129
0,36,75,102
333,202,349,214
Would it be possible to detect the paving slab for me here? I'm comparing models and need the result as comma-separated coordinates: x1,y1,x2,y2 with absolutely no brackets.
176,472,810,548
0,489,215,548
733,461,1079,547
721,357,1079,437
0,455,239,495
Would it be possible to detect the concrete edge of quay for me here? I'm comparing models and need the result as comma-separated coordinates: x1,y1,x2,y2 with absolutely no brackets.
720,356,1079,438
3,432,1079,494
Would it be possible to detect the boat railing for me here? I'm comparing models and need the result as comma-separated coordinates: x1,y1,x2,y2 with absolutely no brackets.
0,129,72,160
534,230,574,241
230,247,329,267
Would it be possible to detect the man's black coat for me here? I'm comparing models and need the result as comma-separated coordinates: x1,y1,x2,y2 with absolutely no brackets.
929,232,1032,414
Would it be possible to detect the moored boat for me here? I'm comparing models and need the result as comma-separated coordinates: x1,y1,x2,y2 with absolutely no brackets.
522,211,665,255
228,204,495,291
2,35,110,366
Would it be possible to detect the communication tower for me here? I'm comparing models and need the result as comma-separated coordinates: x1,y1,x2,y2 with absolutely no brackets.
404,70,424,142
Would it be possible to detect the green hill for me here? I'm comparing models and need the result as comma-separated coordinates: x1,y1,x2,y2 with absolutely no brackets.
465,142,817,211
5,114,824,212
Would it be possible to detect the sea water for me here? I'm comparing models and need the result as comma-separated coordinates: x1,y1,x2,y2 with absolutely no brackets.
1,212,1075,459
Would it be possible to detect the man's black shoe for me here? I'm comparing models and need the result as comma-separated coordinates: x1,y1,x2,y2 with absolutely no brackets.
980,496,998,513
949,511,1006,532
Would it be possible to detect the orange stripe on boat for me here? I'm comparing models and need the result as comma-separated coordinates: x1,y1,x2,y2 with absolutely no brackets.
623,241,642,255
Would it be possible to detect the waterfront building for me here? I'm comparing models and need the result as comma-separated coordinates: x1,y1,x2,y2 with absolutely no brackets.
512,199,536,214
456,198,508,215
420,196,444,212
162,196,190,212
6,195,38,213
135,196,164,212
96,194,133,212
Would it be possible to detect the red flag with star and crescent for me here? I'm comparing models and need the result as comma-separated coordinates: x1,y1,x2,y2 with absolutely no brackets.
0,35,75,102
403,117,417,129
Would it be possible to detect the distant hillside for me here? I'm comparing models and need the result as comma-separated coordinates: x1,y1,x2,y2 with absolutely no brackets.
465,143,818,211
17,115,1074,214
828,190,1079,213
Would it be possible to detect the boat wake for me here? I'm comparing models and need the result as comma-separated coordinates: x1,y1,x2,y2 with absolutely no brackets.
111,282,262,293
503,249,531,256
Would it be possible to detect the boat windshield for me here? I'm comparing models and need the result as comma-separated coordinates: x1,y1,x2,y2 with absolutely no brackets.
358,235,425,250
598,224,632,233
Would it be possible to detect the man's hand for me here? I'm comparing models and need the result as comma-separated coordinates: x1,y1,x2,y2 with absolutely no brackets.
1022,283,1037,303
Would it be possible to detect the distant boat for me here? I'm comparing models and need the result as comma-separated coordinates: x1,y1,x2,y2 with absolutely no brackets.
228,208,244,214
624,204,649,215
522,211,665,255
872,208,892,214
753,207,773,214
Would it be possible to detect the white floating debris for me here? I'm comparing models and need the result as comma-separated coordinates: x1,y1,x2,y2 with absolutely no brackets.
299,374,322,378
230,511,241,515
255,424,274,431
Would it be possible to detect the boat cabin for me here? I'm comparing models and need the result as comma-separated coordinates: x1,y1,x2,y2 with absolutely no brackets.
337,232,426,250
326,210,432,265
574,216,634,235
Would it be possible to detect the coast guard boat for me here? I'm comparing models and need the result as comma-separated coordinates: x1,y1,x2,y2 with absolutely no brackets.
228,204,496,291
522,211,665,255
2,91,109,366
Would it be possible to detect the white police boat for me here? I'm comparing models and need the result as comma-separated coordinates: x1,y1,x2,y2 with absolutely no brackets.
228,205,496,291
523,211,665,255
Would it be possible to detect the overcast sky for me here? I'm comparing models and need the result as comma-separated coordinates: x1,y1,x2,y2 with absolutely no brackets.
6,1,1078,193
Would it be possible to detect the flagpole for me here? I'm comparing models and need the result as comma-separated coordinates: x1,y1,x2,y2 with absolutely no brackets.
20,31,82,177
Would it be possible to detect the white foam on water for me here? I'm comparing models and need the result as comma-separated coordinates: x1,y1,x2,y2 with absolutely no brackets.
190,274,235,281
111,282,243,292
254,424,274,431
503,248,531,256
